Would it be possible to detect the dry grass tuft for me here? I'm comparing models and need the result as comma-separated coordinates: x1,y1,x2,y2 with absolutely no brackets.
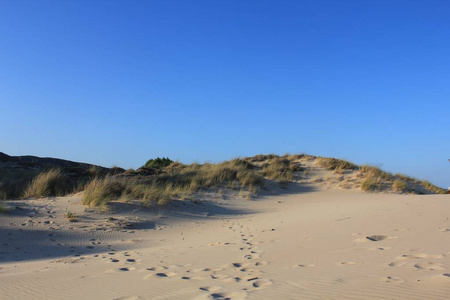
82,159,265,207
23,168,71,198
361,178,383,192
359,165,393,181
393,179,408,193
316,157,357,172
261,158,294,184
82,176,126,207
420,180,446,194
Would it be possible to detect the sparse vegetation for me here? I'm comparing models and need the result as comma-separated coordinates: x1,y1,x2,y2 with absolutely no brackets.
64,210,77,221
420,180,446,194
358,165,393,181
393,179,408,192
361,178,383,192
316,157,357,173
23,168,72,198
261,157,300,185
2,153,447,204
82,159,265,207
0,201,9,213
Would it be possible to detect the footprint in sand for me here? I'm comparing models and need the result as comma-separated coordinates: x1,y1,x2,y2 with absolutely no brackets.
385,276,404,283
388,261,408,267
339,261,360,266
368,247,391,251
156,272,177,278
147,266,168,271
199,286,222,292
414,262,444,271
366,235,388,241
291,264,315,268
395,253,428,260
209,291,247,300
252,279,273,288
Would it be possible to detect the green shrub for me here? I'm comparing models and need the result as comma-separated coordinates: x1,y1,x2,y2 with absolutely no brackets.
144,157,173,169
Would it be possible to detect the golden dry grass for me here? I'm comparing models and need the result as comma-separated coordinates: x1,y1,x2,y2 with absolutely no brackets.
316,157,357,172
23,168,71,198
82,159,265,207
393,179,408,192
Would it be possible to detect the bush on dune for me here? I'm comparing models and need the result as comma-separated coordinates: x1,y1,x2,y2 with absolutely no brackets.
144,157,174,169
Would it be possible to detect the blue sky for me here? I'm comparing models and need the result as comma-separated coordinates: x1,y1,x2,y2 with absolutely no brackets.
1,0,449,187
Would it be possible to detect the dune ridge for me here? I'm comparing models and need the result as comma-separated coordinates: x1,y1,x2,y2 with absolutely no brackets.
1,153,449,299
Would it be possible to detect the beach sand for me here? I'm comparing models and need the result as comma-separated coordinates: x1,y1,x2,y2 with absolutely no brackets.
1,185,449,299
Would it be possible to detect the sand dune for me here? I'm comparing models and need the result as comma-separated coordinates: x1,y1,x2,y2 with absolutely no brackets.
1,183,449,300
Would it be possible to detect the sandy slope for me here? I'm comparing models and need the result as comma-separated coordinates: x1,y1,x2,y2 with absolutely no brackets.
1,185,450,300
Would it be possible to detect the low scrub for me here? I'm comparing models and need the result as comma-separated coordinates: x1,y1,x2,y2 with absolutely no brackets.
23,168,72,198
144,157,173,169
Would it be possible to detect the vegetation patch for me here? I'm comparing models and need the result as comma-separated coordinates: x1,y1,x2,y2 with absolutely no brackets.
23,168,72,198
361,178,383,192
316,157,357,172
64,210,77,222
0,201,9,213
420,180,446,194
393,179,408,193
144,157,174,169
83,159,265,207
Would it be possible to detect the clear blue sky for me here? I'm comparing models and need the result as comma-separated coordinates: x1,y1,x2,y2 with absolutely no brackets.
1,0,449,188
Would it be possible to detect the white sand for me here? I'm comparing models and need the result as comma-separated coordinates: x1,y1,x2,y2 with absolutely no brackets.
1,186,450,300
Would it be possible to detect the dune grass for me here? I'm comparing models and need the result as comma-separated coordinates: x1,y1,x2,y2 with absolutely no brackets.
82,159,266,207
316,157,357,173
393,179,408,193
361,178,383,192
82,176,126,207
261,157,295,184
421,180,446,194
0,197,8,213
23,168,72,198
